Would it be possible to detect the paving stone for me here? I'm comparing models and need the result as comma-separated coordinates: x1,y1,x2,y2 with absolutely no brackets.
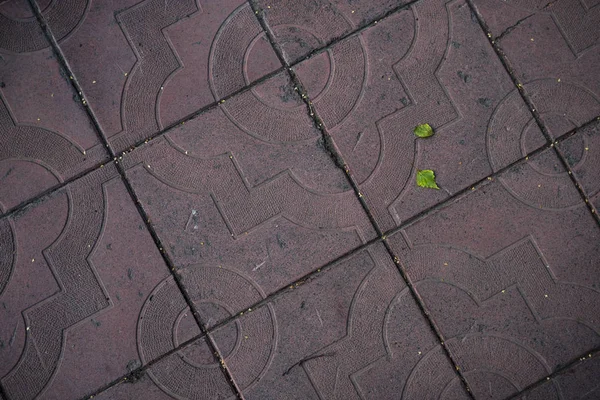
154,243,468,399
291,0,544,232
0,2,108,213
388,148,600,399
521,355,600,400
122,71,376,330
92,336,236,400
254,0,413,63
472,0,600,139
1,0,598,399
37,0,282,152
559,119,600,211
0,163,200,400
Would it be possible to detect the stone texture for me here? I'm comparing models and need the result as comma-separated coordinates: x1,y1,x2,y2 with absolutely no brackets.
0,3,108,213
472,0,600,139
559,119,600,210
121,71,376,330
254,0,413,63
388,148,600,399
1,0,599,399
37,0,283,152
201,243,470,399
291,0,547,231
522,355,600,400
92,338,236,400
0,163,201,400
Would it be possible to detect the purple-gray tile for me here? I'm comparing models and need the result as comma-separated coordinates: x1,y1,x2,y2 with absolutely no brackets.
389,148,600,399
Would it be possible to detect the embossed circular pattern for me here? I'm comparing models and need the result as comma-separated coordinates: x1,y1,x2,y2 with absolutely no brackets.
245,27,332,110
173,301,240,367
209,3,365,142
0,0,87,53
0,219,15,297
138,266,276,398
404,336,558,399
487,80,600,209
0,0,51,20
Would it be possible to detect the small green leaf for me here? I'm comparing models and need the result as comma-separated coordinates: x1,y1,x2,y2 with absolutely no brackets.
416,169,440,190
414,123,434,138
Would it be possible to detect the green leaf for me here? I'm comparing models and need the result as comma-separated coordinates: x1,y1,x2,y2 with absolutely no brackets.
416,169,440,190
414,123,434,138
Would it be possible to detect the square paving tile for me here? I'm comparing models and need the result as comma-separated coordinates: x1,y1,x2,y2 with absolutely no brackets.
559,119,600,211
471,0,600,139
254,0,413,63
181,243,469,400
37,0,283,152
91,335,237,400
122,71,376,328
388,148,600,399
0,3,108,213
290,0,546,232
0,163,201,400
522,355,600,400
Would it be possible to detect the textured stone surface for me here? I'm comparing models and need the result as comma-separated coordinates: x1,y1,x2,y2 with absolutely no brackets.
293,0,546,231
199,243,469,399
92,336,236,400
1,0,599,399
0,10,108,212
0,164,200,400
472,0,600,139
122,71,376,329
559,119,600,210
389,148,600,399
522,355,600,400
38,0,282,152
254,0,413,63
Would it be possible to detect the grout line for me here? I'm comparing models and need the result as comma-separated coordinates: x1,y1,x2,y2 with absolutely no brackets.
27,0,117,157
60,114,600,400
386,134,561,236
249,0,421,66
205,236,380,334
13,2,600,399
9,0,593,224
0,161,108,220
117,0,421,156
79,332,207,400
465,0,600,227
26,1,243,398
12,0,589,223
504,347,600,400
250,1,476,397
112,65,287,156
75,121,594,399
78,234,380,399
201,121,579,339
114,163,244,400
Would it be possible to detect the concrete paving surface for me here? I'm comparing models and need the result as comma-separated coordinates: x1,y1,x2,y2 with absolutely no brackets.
0,0,599,399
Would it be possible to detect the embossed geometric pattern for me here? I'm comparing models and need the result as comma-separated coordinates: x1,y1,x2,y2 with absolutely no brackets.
471,0,600,139
254,0,413,63
0,164,204,400
1,0,599,399
122,71,377,326
37,0,283,152
200,243,470,399
559,119,600,210
0,3,109,213
388,148,600,399
522,355,600,399
292,0,544,231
